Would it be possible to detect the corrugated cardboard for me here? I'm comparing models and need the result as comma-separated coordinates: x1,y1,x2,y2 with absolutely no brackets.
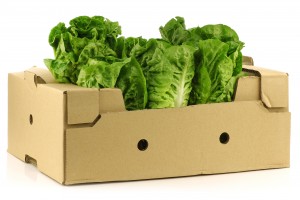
7,60,290,185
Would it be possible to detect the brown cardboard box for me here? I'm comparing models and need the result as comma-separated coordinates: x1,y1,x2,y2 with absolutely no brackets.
7,58,290,185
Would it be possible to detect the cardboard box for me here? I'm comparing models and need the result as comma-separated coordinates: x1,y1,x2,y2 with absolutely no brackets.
7,57,290,185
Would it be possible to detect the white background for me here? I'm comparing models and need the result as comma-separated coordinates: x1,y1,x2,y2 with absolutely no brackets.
1,0,299,199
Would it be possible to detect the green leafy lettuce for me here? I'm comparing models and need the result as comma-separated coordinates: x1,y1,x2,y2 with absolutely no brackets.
44,16,148,110
45,16,245,110
44,16,122,84
186,25,244,104
159,17,244,104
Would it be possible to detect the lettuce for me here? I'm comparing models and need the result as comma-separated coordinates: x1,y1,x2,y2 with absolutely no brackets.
198,24,244,76
44,16,148,110
45,16,122,84
159,17,244,104
45,16,245,110
187,26,244,104
189,39,236,104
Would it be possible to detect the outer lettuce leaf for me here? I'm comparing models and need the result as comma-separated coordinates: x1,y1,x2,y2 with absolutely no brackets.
187,24,244,75
113,37,148,110
190,39,240,104
116,57,147,110
48,22,68,54
227,42,243,76
44,33,78,83
147,45,195,108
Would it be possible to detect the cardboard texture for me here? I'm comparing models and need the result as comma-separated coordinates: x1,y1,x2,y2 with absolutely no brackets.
7,60,290,185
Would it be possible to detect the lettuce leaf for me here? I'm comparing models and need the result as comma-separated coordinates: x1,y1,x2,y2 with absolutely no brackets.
76,57,130,88
147,45,195,108
188,24,244,76
112,37,148,110
189,39,241,104
116,57,147,110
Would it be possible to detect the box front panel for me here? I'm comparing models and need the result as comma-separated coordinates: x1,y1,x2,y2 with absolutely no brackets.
65,101,290,184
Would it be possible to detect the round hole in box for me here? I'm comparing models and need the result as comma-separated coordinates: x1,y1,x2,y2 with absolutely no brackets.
137,139,148,151
219,132,230,144
29,114,33,125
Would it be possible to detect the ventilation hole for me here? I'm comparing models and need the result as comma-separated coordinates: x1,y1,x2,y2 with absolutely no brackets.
29,114,33,125
137,139,148,151
219,132,230,144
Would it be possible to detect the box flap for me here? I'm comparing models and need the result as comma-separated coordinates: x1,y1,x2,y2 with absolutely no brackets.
242,56,254,66
66,88,126,125
234,76,260,101
67,89,100,125
99,89,126,113
24,67,56,87
21,68,125,125
243,66,288,108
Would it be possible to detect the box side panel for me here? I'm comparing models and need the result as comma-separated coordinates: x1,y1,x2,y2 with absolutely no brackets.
261,75,288,108
65,101,290,184
8,73,28,159
234,76,260,101
243,65,289,108
67,90,99,124
8,73,65,183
